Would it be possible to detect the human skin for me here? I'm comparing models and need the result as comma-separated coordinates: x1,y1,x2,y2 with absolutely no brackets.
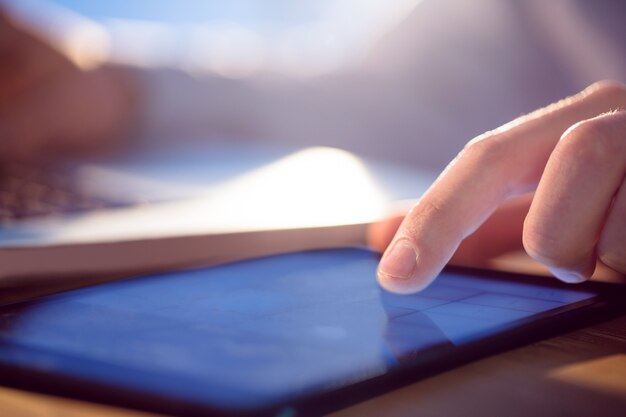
373,81,626,294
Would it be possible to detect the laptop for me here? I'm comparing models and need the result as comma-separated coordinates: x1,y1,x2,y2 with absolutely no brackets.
0,140,436,287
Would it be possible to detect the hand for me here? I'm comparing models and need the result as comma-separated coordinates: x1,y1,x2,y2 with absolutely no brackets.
0,11,136,159
370,81,626,293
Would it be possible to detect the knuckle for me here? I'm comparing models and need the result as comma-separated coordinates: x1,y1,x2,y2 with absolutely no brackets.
583,80,626,107
461,134,508,165
404,197,460,243
558,118,621,167
406,197,446,230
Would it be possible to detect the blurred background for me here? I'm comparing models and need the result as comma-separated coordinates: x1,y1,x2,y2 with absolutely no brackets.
6,0,419,77
1,0,625,170
0,0,624,285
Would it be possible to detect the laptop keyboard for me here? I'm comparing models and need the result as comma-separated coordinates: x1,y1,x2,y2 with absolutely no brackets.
0,162,138,226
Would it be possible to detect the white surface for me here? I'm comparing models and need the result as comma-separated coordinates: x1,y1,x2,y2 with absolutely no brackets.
0,144,436,281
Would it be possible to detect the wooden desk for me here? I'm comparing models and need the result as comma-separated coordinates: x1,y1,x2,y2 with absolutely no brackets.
331,315,626,417
1,298,624,416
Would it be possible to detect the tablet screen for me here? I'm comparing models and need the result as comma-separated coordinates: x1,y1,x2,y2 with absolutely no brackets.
0,249,598,413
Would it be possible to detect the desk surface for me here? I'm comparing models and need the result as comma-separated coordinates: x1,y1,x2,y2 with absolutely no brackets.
331,314,626,417
1,305,624,417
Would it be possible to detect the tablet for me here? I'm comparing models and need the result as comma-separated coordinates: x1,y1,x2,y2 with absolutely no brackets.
0,249,621,416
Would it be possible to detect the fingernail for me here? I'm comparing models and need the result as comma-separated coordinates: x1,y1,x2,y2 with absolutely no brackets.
549,268,587,284
378,239,417,280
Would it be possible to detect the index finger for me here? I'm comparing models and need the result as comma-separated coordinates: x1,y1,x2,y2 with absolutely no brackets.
377,81,626,293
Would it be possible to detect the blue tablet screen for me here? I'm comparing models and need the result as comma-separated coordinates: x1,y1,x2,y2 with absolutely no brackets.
0,249,597,411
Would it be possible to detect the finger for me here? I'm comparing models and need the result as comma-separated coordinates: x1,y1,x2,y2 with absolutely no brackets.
368,193,530,264
377,81,626,293
524,110,626,283
368,213,405,253
597,155,626,275
450,193,531,266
